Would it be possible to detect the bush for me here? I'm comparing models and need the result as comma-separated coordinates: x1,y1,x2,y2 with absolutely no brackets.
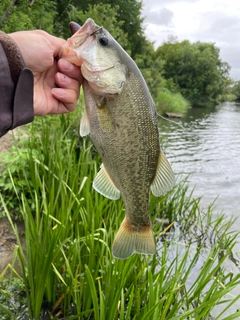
156,89,190,115
218,94,237,102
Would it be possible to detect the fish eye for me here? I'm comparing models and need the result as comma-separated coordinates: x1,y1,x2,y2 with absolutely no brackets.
99,36,108,46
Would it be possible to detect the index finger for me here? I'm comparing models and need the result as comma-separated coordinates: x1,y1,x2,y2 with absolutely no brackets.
57,59,83,84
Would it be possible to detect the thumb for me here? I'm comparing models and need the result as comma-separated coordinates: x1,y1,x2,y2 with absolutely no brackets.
46,33,66,58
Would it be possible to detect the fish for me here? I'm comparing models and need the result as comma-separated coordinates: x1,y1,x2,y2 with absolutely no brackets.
60,18,175,259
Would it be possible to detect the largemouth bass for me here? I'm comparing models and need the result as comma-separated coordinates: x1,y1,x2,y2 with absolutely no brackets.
61,19,175,259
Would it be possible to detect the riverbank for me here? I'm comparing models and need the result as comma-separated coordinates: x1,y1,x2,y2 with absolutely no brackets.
0,132,13,154
0,114,240,319
0,130,27,273
156,89,190,115
0,218,25,273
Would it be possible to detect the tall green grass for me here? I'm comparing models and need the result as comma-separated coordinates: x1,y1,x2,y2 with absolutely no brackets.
0,111,240,319
218,94,237,102
156,89,190,115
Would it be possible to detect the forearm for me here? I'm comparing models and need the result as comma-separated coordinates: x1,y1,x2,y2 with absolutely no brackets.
0,31,34,138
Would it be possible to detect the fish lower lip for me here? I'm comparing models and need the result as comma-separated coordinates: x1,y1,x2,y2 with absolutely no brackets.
83,63,114,73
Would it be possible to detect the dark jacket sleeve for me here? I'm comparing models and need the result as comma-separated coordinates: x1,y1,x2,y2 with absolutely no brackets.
0,31,34,138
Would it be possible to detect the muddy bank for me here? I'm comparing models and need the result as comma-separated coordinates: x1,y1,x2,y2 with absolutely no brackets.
0,132,13,153
0,130,26,273
0,218,25,273
0,128,28,154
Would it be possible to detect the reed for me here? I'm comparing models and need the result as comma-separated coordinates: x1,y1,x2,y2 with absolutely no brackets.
156,89,190,115
0,111,240,319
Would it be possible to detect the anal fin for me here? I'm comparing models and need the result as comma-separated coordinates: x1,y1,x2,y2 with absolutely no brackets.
112,218,156,259
93,164,120,200
151,150,175,196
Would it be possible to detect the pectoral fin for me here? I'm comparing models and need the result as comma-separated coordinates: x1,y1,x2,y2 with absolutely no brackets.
80,109,90,136
150,150,175,196
93,164,120,200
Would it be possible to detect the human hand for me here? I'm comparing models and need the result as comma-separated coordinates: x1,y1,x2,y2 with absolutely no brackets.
9,30,83,116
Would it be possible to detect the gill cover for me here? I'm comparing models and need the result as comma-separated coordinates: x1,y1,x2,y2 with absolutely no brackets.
65,19,127,96
82,25,127,96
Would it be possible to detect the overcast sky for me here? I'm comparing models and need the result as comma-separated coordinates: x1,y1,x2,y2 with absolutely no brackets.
142,0,240,80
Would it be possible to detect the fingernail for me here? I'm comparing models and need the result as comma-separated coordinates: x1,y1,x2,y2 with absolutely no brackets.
52,88,66,96
58,72,70,84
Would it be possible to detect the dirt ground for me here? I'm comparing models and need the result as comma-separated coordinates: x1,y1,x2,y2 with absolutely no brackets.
0,131,25,273
0,218,25,273
0,132,14,153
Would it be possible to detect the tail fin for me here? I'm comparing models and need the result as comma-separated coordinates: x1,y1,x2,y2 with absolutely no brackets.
112,218,156,259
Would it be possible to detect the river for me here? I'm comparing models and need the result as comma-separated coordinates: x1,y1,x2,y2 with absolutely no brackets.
159,102,240,317
159,101,240,219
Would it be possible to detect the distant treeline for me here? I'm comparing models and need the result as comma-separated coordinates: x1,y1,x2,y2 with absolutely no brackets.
1,0,237,109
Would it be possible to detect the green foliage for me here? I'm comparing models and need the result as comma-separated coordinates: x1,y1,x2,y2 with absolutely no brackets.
0,0,149,59
1,113,240,319
0,145,35,220
63,3,128,49
54,0,146,57
0,0,56,33
156,39,231,107
135,49,165,100
0,0,192,115
0,0,231,112
218,94,237,102
230,81,240,101
0,273,26,319
93,0,145,58
156,89,190,115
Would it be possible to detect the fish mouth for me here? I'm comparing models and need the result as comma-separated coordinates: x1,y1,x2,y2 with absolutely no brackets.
69,19,100,47
69,34,89,48
82,63,114,73
81,63,114,88
61,18,99,59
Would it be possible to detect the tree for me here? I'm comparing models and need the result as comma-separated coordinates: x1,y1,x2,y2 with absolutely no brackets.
1,0,149,60
135,44,165,100
156,39,231,107
54,0,146,58
59,3,128,49
231,81,240,101
0,0,56,33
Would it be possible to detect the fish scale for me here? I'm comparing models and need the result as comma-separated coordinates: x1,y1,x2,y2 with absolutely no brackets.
60,18,175,259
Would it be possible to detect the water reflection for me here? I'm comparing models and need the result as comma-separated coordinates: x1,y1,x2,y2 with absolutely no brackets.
158,102,240,317
159,102,240,217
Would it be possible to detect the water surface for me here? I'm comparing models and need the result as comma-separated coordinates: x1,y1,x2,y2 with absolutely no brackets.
159,102,240,218
159,102,240,317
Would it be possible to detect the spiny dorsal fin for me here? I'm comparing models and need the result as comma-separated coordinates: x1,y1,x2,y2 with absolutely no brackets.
112,218,156,259
80,109,90,137
150,150,175,197
93,164,120,200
